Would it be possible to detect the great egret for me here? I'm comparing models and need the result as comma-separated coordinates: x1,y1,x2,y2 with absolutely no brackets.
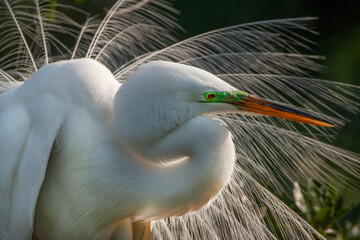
0,0,359,240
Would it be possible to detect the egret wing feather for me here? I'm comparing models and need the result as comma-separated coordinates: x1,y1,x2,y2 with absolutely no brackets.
0,84,66,239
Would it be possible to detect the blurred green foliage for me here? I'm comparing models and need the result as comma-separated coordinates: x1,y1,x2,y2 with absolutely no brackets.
293,181,360,239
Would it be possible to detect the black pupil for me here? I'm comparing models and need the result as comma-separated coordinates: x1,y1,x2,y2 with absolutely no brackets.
209,94,215,99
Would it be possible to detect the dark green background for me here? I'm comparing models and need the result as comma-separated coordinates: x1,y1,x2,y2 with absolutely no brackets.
173,0,360,154
72,0,360,153
1,0,359,238
171,3,360,229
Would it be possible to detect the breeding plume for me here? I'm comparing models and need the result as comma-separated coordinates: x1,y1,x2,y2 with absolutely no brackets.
0,0,359,240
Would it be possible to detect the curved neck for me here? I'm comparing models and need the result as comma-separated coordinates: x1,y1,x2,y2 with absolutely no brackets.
115,116,236,220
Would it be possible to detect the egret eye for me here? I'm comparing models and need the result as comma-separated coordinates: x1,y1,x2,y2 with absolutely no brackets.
206,93,216,100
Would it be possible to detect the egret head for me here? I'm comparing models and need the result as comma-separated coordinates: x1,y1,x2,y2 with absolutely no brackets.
114,61,334,148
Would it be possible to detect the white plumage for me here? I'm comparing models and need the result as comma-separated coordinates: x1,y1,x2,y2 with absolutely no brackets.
1,59,237,239
0,1,359,240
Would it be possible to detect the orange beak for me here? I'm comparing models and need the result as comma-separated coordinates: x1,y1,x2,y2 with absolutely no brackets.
229,93,335,127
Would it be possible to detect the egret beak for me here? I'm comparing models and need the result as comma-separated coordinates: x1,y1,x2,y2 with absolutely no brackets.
204,91,335,127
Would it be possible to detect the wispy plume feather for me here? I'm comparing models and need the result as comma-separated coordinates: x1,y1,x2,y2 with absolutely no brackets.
80,0,179,71
34,0,48,65
2,0,38,71
0,0,85,77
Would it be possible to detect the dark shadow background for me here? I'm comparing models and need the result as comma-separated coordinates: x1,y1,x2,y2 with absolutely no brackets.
172,0,360,154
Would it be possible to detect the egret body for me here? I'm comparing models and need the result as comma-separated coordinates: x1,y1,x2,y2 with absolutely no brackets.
31,59,236,239
1,58,334,239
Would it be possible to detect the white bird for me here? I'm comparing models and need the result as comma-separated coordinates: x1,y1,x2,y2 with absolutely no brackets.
0,57,336,240
0,1,359,240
